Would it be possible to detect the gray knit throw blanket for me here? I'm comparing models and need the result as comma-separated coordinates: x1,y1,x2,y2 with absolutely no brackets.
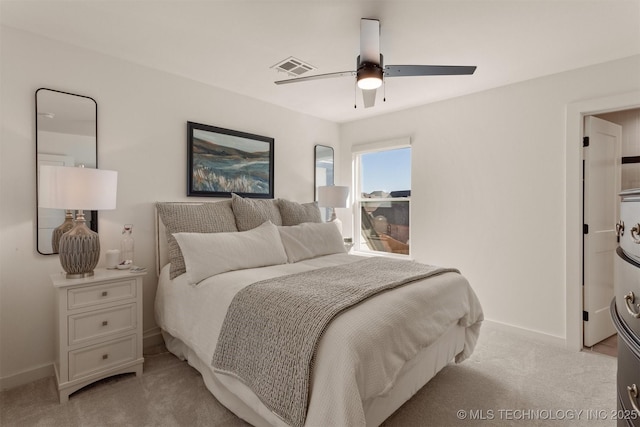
211,257,459,427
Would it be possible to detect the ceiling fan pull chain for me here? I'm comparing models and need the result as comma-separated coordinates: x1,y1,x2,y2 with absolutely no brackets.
354,80,357,108
383,79,386,103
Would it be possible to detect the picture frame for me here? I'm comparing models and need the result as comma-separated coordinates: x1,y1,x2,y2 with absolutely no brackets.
187,121,274,198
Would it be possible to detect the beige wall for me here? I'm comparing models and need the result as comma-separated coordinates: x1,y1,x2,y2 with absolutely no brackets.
339,55,640,342
0,26,339,388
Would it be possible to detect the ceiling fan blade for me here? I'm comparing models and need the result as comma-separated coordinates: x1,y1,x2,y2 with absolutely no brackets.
362,89,377,108
275,71,354,85
385,65,477,77
360,19,380,65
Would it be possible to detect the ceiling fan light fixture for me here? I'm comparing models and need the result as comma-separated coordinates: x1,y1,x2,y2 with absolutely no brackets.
273,18,477,109
357,64,383,90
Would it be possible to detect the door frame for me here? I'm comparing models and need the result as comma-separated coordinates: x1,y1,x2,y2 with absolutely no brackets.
566,91,640,351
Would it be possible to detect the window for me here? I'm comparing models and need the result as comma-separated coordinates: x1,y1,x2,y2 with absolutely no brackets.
353,139,411,256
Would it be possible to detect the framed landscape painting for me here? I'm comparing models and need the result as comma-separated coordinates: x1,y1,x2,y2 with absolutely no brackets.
187,121,274,198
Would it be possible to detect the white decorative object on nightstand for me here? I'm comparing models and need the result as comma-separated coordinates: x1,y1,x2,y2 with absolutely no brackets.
51,268,146,403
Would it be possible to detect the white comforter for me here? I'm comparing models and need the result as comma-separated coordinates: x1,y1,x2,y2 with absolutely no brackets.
155,253,483,426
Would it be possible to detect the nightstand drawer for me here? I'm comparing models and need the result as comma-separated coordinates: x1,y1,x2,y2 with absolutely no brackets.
67,280,136,310
68,303,136,346
69,335,136,381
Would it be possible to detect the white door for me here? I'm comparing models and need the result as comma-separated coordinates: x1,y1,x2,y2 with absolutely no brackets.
583,116,622,347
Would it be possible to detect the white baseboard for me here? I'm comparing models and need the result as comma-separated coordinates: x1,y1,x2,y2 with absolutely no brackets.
0,363,54,392
1,328,167,392
143,326,164,348
482,319,567,348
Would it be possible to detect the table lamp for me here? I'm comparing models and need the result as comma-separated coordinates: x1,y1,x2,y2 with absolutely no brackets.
51,210,75,253
318,185,349,233
39,165,118,278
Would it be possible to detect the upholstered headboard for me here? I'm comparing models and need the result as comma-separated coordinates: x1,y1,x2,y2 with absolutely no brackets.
155,205,167,276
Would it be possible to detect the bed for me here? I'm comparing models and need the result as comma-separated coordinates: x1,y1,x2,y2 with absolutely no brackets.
154,197,483,427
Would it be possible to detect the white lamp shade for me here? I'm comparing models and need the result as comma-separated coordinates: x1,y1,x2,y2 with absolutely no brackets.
318,185,349,208
39,165,118,210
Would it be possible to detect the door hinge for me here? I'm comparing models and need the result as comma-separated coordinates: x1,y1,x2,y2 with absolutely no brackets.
583,224,589,234
583,136,590,147
583,311,589,321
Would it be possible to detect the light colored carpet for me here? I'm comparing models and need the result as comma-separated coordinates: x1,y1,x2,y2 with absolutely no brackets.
0,323,617,426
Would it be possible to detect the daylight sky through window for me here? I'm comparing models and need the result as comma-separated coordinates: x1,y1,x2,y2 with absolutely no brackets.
361,147,411,194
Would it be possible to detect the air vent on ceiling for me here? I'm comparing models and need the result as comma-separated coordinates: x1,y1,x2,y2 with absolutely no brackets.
271,57,316,77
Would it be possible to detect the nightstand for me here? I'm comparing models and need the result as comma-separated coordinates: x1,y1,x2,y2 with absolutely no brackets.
51,268,146,403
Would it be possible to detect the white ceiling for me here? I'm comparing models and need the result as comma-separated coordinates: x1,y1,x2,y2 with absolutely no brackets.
2,0,639,123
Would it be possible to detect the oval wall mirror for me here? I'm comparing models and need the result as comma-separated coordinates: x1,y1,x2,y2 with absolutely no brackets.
36,88,98,255
314,144,334,221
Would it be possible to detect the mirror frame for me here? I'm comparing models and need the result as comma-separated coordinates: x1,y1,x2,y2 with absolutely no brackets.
36,88,98,255
314,144,335,198
314,145,334,221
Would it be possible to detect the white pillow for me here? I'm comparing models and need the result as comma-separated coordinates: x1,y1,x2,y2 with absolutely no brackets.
278,222,346,263
173,221,288,284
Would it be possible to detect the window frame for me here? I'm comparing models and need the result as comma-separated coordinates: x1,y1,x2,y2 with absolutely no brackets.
351,137,411,258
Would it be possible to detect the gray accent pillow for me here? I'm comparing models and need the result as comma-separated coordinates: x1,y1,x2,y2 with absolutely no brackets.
277,199,322,226
278,222,346,263
231,193,282,231
156,201,238,279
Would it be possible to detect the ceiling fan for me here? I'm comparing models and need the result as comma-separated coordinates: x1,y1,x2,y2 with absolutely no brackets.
275,18,477,108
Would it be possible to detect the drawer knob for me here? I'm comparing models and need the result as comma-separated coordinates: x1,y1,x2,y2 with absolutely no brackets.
102,320,108,326
628,384,639,416
631,224,640,244
624,292,640,319
102,354,109,360
101,291,108,297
